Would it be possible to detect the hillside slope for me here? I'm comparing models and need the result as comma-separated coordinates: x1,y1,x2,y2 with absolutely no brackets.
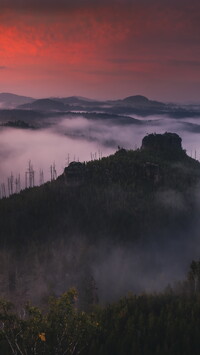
0,133,200,304
1,132,200,247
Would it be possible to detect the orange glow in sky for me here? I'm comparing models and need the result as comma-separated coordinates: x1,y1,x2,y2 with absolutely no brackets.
0,0,199,102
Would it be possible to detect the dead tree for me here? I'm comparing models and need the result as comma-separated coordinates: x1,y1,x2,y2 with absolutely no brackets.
15,175,21,194
39,169,44,185
50,162,57,181
25,161,35,188
7,173,14,196
1,183,6,198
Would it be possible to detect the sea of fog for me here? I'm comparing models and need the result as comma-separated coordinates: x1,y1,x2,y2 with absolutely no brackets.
0,113,200,192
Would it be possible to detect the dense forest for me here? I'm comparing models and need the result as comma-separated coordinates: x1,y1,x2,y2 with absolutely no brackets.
1,132,199,247
0,132,200,353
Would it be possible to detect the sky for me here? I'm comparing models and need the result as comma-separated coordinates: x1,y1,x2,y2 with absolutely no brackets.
0,0,199,102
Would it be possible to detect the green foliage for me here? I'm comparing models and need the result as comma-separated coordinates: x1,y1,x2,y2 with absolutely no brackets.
0,289,98,355
1,289,200,355
88,292,200,355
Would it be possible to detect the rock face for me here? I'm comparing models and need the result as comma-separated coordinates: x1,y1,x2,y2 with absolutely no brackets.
141,132,183,154
64,162,85,184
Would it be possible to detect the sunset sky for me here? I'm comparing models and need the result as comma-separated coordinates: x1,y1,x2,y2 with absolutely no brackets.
0,0,199,102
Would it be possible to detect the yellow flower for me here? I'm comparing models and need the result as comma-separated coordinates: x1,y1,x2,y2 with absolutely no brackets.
39,333,46,342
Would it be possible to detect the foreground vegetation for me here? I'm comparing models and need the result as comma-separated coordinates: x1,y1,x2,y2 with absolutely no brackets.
1,264,200,355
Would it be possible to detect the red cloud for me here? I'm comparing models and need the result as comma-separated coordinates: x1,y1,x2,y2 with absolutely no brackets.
0,0,199,101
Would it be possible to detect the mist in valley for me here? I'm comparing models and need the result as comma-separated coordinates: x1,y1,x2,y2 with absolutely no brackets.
1,110,200,305
2,218,200,306
1,111,200,190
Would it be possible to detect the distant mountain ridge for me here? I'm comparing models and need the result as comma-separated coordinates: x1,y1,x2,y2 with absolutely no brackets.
14,94,168,114
16,94,167,113
0,93,34,108
18,98,67,111
0,92,199,118
121,95,165,107
0,92,167,110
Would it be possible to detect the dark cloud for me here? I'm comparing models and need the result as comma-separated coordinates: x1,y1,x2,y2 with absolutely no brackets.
0,66,7,70
0,0,199,14
108,58,159,64
109,59,200,68
0,0,127,12
72,68,144,77
168,60,200,67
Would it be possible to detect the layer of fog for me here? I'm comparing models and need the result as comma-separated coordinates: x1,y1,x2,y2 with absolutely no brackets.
54,113,200,157
1,185,200,306
0,126,113,189
94,186,200,302
0,182,200,306
1,111,200,192
3,219,200,306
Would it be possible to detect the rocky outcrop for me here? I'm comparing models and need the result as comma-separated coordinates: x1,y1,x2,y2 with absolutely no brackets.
63,162,85,185
142,132,183,155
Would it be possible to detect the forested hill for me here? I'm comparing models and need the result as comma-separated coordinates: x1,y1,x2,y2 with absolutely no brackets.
0,132,200,249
